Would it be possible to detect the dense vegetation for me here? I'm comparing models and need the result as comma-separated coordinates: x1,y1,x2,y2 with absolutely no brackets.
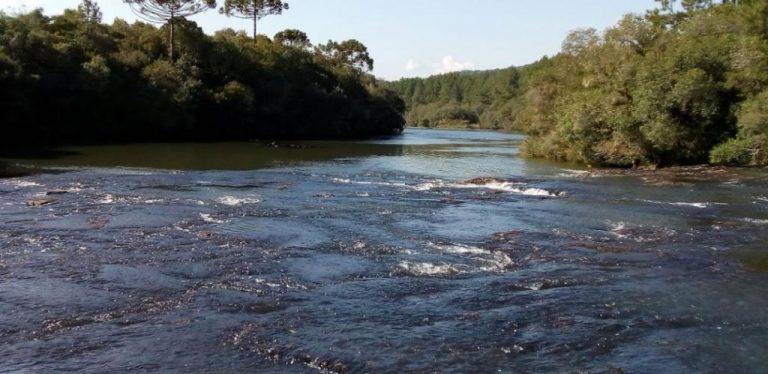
384,67,526,130
390,0,768,167
518,0,768,167
0,1,405,145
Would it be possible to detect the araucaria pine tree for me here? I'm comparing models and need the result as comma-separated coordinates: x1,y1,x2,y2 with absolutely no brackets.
123,0,216,60
220,0,288,38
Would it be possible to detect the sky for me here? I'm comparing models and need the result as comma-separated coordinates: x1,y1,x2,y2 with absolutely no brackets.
0,0,659,80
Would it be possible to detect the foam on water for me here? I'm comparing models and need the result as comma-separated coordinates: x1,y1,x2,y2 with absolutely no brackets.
606,221,677,243
609,221,632,240
97,194,116,204
333,177,561,197
396,261,460,277
639,199,722,209
66,183,88,193
429,242,489,255
200,213,226,224
96,194,160,205
216,196,261,206
5,180,41,188
557,169,592,178
427,242,514,273
45,166,159,175
477,252,515,272
740,218,768,225
332,177,409,188
415,180,562,197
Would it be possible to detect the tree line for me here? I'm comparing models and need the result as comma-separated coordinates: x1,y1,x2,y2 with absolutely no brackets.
0,0,405,145
389,0,768,167
384,67,525,130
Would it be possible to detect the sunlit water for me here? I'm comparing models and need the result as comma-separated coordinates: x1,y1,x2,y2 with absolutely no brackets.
1,129,767,373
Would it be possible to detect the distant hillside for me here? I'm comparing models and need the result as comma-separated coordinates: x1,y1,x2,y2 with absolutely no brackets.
384,63,546,130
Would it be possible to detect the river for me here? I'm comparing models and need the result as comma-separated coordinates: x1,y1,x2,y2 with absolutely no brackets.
1,129,767,373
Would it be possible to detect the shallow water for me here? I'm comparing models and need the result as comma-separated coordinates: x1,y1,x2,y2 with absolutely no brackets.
1,129,767,373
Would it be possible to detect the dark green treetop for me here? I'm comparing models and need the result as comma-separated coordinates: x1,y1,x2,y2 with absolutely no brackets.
317,39,374,73
220,0,288,38
274,28,310,49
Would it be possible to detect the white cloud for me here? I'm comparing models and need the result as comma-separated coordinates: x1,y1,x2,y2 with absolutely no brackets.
405,58,420,72
433,56,475,74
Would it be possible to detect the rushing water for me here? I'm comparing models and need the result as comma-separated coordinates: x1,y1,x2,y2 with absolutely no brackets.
1,129,767,373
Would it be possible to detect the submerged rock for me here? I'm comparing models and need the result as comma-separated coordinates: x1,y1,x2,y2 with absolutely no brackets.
87,216,110,228
493,230,524,242
464,177,506,185
26,198,54,207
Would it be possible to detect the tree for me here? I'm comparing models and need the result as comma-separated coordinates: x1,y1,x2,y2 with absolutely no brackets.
318,39,374,73
274,28,310,49
655,0,715,12
648,0,743,27
123,0,216,61
78,0,103,23
561,28,600,56
219,0,288,38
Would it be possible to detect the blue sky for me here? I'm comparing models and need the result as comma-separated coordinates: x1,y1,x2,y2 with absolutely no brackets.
0,0,658,80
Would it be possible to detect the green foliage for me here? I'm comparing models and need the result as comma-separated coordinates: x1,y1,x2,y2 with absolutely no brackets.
515,0,768,166
737,89,768,136
274,28,310,49
710,137,757,165
385,67,525,130
711,88,768,165
317,39,374,73
0,7,404,145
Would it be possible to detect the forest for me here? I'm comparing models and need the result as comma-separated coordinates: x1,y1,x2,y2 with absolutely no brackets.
0,0,405,144
389,0,768,167
384,67,526,130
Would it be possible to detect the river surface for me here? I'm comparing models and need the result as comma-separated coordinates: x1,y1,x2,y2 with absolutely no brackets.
1,129,767,373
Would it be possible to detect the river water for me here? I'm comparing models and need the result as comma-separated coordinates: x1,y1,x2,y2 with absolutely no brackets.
1,129,767,373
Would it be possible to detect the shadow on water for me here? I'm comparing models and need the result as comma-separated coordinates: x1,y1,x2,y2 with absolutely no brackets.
0,141,410,171
0,147,84,178
734,243,768,272
740,254,768,272
0,146,81,160
0,129,532,173
0,160,42,178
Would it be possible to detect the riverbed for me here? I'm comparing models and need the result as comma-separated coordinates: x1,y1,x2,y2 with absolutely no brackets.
1,129,767,373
